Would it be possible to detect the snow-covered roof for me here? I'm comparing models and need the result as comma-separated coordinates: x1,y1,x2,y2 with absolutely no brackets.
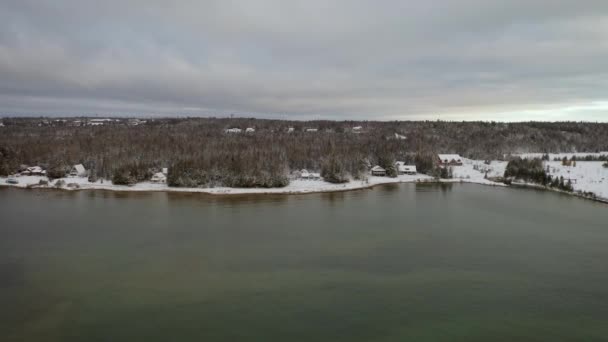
438,154,462,161
401,165,417,172
72,164,86,173
225,128,242,133
245,127,255,132
371,165,386,172
151,172,166,179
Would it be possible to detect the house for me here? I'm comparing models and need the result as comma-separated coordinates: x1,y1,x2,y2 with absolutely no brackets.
225,128,242,133
352,126,363,133
245,127,255,133
438,154,463,166
371,165,387,176
69,164,87,177
24,166,46,176
395,133,407,140
151,172,167,183
395,162,417,175
299,169,321,180
305,128,318,132
287,127,295,133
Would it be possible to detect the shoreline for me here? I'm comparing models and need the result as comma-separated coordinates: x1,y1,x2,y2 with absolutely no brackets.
1,177,606,204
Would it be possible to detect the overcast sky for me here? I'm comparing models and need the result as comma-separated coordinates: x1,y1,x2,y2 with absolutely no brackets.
1,0,608,121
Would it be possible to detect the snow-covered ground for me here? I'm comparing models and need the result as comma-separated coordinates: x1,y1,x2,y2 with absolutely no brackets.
544,161,608,199
450,158,508,186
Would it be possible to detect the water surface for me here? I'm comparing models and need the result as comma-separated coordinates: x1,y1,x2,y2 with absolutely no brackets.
1,184,608,341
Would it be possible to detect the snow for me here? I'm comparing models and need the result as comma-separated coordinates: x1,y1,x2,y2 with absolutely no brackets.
449,158,508,186
1,157,606,201
544,161,608,199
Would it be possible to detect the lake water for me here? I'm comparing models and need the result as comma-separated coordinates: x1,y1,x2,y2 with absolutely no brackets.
1,184,608,341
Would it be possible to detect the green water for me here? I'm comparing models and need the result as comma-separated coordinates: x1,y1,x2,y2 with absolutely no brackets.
1,184,608,341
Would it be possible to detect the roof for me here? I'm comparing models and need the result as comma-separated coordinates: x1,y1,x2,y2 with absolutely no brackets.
438,154,462,161
371,165,386,172
73,164,86,173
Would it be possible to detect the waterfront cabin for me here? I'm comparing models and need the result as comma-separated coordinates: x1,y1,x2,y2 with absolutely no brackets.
371,165,387,176
21,166,45,176
151,172,167,183
69,164,87,177
438,154,463,166
395,162,417,175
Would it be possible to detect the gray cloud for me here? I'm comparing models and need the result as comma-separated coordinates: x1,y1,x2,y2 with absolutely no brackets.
1,0,608,120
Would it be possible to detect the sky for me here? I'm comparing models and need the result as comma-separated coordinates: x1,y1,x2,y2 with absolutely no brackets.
1,0,608,121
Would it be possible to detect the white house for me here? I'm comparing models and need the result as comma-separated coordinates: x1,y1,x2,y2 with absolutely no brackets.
151,172,167,183
395,133,407,140
352,126,363,133
287,127,295,133
225,128,242,133
395,162,417,175
245,127,255,133
438,154,463,166
371,165,387,176
69,164,87,177
305,128,318,132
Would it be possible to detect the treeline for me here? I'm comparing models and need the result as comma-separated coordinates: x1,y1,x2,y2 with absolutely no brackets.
504,158,573,192
0,118,607,187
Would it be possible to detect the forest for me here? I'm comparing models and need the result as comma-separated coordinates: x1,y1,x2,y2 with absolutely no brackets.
1,118,607,188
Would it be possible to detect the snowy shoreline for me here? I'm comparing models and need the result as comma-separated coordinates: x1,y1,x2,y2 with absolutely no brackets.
2,156,607,203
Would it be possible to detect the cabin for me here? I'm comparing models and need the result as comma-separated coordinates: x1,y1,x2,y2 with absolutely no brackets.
395,162,417,175
371,165,387,176
352,126,363,133
151,172,167,183
21,166,45,176
438,154,463,166
69,164,87,177
299,169,321,180
245,127,255,133
287,127,295,133
305,128,318,132
225,128,242,133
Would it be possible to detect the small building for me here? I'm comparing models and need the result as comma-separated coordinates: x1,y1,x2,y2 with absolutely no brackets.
352,126,363,133
299,169,321,180
225,128,242,133
24,166,45,176
395,162,417,175
245,127,255,133
287,127,295,133
162,167,168,175
438,154,463,166
151,172,167,183
394,133,407,140
69,164,87,177
305,128,318,132
371,165,387,176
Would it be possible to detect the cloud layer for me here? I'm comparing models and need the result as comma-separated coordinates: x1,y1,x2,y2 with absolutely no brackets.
1,0,608,120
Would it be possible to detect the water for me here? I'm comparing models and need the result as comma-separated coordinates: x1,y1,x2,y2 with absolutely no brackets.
1,184,608,341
